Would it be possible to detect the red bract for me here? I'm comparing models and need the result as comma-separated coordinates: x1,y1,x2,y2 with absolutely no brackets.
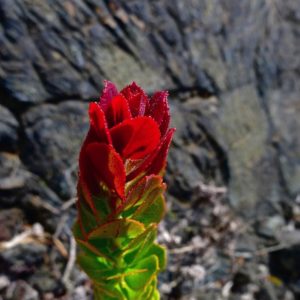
79,81,175,208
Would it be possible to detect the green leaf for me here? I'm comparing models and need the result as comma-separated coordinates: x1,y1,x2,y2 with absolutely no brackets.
87,219,145,260
121,277,157,300
123,224,157,266
143,278,158,300
88,219,145,239
122,175,164,217
93,194,112,220
77,253,118,282
152,289,160,300
94,282,124,300
132,190,166,227
144,243,167,270
76,239,115,264
124,255,159,291
72,220,84,240
77,199,98,235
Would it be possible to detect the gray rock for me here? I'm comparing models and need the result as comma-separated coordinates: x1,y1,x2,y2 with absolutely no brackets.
4,280,39,300
167,101,228,201
0,152,31,206
0,106,18,152
0,243,47,277
268,90,300,197
0,208,25,242
29,271,66,296
197,85,282,216
0,152,63,221
256,215,285,240
21,101,89,199
269,245,300,297
71,286,93,300
0,275,10,291
0,152,68,231
0,0,173,106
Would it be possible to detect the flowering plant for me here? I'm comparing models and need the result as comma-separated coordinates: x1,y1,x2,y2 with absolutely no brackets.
73,81,175,300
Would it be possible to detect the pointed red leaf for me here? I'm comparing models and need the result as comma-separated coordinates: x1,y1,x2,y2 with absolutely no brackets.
76,178,99,239
126,128,175,181
121,82,145,99
87,102,112,144
105,94,132,128
79,142,125,199
148,91,170,135
159,108,170,137
77,176,97,218
132,187,166,226
99,80,118,112
128,93,149,117
110,117,160,160
146,128,175,175
79,148,101,197
125,175,164,210
121,82,149,117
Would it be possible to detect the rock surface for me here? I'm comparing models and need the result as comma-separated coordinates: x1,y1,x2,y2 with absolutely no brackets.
21,101,89,199
0,105,19,152
0,0,299,299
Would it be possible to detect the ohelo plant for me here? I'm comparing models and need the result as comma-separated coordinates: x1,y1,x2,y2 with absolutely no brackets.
73,81,175,300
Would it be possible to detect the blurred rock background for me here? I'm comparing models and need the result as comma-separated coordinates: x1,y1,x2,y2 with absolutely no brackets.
0,0,299,299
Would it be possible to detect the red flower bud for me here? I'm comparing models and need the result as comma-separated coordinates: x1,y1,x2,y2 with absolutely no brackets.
79,81,175,208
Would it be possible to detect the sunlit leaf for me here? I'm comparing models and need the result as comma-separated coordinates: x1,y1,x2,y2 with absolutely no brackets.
144,243,167,270
123,224,157,265
132,191,166,226
124,175,163,211
124,255,159,291
87,219,145,259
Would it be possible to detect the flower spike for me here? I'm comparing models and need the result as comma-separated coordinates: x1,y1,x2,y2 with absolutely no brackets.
74,81,175,300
